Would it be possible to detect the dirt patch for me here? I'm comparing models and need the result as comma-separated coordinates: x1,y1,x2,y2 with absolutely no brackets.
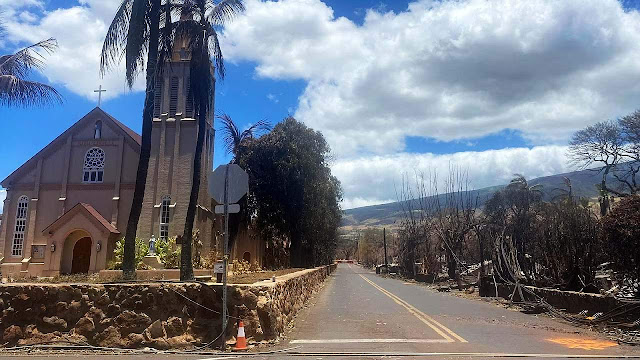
229,268,304,284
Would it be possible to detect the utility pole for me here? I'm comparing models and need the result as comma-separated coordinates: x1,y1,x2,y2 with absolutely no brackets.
383,227,388,269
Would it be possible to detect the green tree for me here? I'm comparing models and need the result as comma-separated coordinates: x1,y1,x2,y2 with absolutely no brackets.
0,38,62,107
176,0,244,281
101,0,173,278
238,117,343,267
217,113,269,255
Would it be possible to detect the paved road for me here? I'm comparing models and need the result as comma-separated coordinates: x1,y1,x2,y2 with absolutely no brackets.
1,263,639,359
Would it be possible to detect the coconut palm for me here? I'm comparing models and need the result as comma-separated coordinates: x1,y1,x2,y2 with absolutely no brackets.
0,38,62,107
100,0,175,278
176,0,245,281
218,113,270,162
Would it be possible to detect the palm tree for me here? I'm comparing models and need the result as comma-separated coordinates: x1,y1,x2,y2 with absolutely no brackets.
218,113,270,161
176,0,245,281
100,0,175,278
0,38,62,107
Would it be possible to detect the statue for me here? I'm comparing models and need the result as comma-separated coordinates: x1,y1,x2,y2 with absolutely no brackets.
148,235,156,256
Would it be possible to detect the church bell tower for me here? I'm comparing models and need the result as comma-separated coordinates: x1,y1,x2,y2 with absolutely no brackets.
136,38,216,251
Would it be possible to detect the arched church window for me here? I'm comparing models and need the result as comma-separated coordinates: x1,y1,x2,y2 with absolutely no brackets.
94,121,102,139
83,147,105,183
160,195,171,240
12,195,29,256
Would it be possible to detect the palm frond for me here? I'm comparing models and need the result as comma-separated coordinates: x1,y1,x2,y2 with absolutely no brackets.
240,119,271,139
100,0,134,75
207,0,245,26
217,113,241,155
208,27,225,79
0,38,58,77
124,0,150,87
157,0,177,76
0,75,62,107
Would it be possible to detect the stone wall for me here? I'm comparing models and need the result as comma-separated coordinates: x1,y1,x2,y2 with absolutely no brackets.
0,263,337,348
496,283,632,314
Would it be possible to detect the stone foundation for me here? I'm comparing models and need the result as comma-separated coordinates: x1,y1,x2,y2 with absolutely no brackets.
0,264,336,348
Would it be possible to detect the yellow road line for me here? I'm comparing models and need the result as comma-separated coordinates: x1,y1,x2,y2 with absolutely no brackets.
359,273,468,343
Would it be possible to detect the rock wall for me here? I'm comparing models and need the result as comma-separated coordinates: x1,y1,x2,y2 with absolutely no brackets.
0,264,336,348
496,283,631,314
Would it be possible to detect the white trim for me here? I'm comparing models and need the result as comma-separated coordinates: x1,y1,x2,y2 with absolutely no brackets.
289,339,452,344
11,195,29,257
82,147,105,183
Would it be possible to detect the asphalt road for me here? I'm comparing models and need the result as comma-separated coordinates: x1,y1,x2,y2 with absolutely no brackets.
1,263,639,359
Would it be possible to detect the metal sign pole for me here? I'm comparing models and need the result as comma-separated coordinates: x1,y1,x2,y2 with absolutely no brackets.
221,165,230,350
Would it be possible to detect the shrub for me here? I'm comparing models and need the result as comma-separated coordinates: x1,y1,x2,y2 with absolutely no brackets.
108,237,149,270
156,237,181,269
232,259,252,274
201,250,220,269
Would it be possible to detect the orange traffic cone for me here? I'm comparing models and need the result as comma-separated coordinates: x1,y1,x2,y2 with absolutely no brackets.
233,320,247,350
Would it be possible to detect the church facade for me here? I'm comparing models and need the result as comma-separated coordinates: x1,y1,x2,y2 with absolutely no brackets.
0,52,262,278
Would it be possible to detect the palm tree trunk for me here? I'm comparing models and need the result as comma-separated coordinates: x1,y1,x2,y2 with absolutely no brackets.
181,102,206,281
122,0,161,279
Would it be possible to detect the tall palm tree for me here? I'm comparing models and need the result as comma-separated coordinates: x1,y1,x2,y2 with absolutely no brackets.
218,113,270,161
100,0,175,278
0,38,62,107
176,0,244,281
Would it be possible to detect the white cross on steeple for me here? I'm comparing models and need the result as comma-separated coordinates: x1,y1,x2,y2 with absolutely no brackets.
94,85,106,107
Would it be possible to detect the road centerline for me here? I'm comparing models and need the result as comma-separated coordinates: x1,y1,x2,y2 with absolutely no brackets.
358,272,468,343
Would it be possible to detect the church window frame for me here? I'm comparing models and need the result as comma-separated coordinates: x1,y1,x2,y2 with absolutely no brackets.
83,147,105,183
11,195,29,257
159,195,171,241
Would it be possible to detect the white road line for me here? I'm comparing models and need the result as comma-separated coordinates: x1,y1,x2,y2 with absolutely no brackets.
197,357,240,360
274,352,640,358
290,338,453,344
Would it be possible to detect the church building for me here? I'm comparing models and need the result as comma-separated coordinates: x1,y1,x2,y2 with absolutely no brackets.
0,47,262,277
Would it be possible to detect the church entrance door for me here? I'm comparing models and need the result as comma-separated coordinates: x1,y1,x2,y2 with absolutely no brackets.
71,237,92,274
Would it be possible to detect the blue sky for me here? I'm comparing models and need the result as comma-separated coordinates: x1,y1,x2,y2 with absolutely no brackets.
2,0,640,210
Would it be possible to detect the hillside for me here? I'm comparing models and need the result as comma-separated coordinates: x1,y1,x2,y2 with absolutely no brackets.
341,167,612,229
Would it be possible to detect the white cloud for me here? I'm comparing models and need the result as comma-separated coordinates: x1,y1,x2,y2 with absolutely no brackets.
266,93,279,103
0,0,142,101
222,0,640,156
333,145,571,209
0,189,6,214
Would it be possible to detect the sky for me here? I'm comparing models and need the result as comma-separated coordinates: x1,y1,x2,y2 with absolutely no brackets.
2,0,640,212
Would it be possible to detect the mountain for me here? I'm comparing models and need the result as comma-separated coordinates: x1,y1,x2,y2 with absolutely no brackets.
341,167,613,229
